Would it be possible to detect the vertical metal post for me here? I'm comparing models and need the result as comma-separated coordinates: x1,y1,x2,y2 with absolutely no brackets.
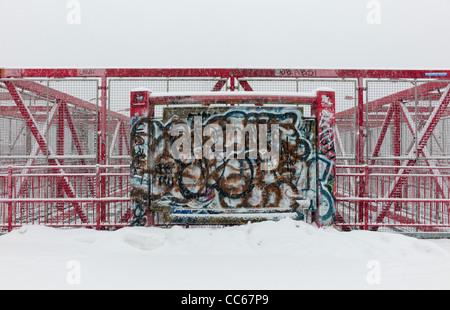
99,75,108,165
364,164,369,230
414,82,418,160
357,78,366,225
393,102,401,166
57,103,65,212
130,90,153,226
96,164,101,230
99,76,108,225
314,90,337,227
57,101,65,164
357,78,365,165
148,98,155,227
393,102,402,211
7,166,13,232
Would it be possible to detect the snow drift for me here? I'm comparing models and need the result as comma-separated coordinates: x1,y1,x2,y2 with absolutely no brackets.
0,218,449,290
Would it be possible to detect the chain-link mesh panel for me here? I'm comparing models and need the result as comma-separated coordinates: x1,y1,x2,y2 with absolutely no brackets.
0,79,99,166
365,79,450,165
47,79,99,165
0,80,47,165
107,78,227,162
237,78,357,161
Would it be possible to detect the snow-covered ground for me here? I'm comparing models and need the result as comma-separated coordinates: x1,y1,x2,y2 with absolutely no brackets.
0,218,450,290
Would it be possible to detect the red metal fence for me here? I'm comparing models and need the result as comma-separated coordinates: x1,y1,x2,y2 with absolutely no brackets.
1,68,449,233
336,165,450,233
0,165,130,231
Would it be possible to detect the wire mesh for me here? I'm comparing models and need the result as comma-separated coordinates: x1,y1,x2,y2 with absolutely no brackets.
237,78,357,161
107,77,227,163
0,79,99,165
1,74,449,233
365,79,450,166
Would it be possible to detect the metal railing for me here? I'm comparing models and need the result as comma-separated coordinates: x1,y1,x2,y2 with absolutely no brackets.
0,165,131,232
335,165,450,233
2,163,450,233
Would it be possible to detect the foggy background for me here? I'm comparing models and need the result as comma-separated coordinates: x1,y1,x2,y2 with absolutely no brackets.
0,0,449,69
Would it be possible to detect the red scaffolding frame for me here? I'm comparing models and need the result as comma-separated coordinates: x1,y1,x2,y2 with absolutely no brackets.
1,68,449,233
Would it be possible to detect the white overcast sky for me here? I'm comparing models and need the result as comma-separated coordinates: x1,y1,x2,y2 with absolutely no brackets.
1,0,450,69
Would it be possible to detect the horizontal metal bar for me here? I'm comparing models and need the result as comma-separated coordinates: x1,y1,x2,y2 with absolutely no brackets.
369,156,450,161
4,68,450,80
0,155,97,160
335,223,450,228
336,156,357,160
337,173,450,178
0,164,129,170
337,197,450,203
109,155,130,160
336,164,450,170
0,172,129,177
368,173,450,178
0,198,130,203
0,224,131,229
3,173,97,177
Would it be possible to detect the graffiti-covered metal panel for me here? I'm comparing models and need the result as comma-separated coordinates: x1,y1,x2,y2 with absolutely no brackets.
130,91,336,226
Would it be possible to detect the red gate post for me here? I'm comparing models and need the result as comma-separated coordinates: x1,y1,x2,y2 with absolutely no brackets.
357,77,367,229
130,89,154,226
57,102,65,212
230,76,235,91
364,164,370,230
96,165,101,230
314,90,337,227
7,166,13,232
393,102,402,212
98,76,108,226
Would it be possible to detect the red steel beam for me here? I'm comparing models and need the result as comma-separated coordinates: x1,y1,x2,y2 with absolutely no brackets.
98,76,108,222
57,101,65,164
3,68,450,80
15,102,61,198
148,93,317,105
374,85,450,226
238,79,253,91
393,102,401,167
3,81,88,223
397,102,449,201
64,101,95,197
8,80,128,122
0,92,41,101
0,106,101,122
56,103,65,210
393,102,402,210
336,81,449,119
356,78,366,224
120,121,130,155
212,79,227,91
62,103,89,166
369,102,396,165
